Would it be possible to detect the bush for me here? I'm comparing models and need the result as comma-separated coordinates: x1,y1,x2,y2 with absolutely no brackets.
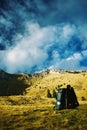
47,89,52,98
81,96,86,101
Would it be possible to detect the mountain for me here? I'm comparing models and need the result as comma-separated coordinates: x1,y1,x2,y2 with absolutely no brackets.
0,69,31,96
0,68,87,102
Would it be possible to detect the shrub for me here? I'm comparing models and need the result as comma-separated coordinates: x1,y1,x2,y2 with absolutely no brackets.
47,89,52,98
81,96,86,101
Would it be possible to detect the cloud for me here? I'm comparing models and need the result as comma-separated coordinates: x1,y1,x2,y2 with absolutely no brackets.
0,0,87,43
0,0,87,73
0,21,87,73
0,22,56,73
54,52,87,70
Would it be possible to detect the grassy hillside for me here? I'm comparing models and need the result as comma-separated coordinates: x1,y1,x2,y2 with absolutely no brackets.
26,71,87,101
0,69,87,129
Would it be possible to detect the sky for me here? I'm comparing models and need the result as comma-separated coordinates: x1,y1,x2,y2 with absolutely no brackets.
0,0,87,73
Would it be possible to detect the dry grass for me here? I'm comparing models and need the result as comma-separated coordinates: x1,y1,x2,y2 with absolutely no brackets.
0,100,87,130
26,72,87,101
0,71,87,129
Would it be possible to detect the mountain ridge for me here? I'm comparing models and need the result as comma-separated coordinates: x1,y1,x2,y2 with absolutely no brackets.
0,68,87,77
0,68,87,100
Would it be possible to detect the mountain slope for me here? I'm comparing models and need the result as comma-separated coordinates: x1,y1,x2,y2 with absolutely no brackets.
0,70,31,95
0,69,87,102
26,70,87,101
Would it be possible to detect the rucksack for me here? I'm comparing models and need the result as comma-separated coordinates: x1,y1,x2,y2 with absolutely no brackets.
55,85,79,110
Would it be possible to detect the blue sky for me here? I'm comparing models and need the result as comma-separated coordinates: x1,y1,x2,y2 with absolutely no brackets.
0,0,87,73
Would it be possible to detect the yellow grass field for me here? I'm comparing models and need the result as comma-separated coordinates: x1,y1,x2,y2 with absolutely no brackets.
0,71,87,130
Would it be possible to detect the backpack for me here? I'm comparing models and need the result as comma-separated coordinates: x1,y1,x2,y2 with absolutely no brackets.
55,85,79,110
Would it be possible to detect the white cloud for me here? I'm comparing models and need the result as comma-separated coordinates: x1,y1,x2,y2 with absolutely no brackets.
62,24,76,38
55,24,77,48
81,50,87,57
0,22,56,73
50,52,85,70
0,22,86,73
67,53,82,61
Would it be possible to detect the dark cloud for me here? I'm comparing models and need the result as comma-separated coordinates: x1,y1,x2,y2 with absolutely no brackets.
0,44,6,50
58,0,87,22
